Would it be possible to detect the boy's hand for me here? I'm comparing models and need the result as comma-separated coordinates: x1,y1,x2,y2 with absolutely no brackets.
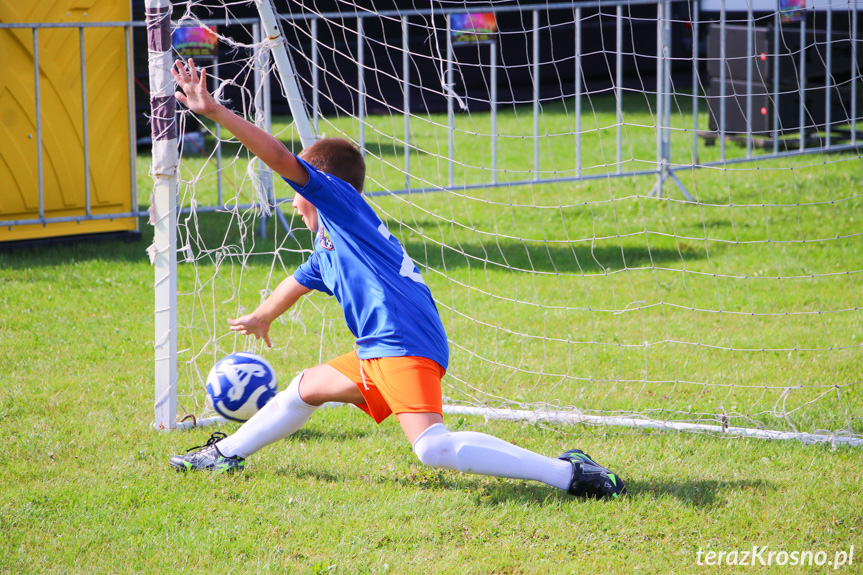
170,58,307,185
228,314,273,348
171,58,219,117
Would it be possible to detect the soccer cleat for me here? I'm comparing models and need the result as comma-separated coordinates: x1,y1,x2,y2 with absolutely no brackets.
169,431,245,474
558,449,627,499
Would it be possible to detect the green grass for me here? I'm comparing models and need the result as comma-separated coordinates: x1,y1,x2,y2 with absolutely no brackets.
2,94,862,573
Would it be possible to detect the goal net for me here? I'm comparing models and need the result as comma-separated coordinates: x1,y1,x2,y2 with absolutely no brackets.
147,0,863,445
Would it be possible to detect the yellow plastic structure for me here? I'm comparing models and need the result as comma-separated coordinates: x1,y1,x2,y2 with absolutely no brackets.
0,1,136,242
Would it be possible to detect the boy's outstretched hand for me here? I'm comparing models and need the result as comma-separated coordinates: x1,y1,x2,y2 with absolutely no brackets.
171,58,219,118
169,58,308,185
228,314,273,348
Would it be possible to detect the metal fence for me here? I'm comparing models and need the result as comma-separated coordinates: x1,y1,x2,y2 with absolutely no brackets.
3,1,861,236
0,20,139,231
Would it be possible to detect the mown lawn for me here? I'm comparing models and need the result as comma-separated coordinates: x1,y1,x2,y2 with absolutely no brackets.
1,93,861,573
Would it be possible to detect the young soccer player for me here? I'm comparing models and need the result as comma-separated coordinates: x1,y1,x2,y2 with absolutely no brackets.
168,58,626,499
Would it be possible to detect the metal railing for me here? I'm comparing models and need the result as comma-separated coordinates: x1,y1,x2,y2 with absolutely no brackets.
281,1,861,201
0,21,139,230
4,1,861,236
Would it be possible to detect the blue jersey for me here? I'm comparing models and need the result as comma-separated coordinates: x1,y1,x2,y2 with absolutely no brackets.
284,156,449,370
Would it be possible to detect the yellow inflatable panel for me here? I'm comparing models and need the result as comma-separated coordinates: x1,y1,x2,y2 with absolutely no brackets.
0,1,137,242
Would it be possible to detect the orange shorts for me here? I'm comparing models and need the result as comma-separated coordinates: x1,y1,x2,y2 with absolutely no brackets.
327,350,445,423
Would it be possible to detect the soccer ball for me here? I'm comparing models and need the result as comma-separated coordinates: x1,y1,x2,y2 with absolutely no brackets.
205,352,278,422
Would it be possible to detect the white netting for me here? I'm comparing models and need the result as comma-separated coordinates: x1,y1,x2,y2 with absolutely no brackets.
156,0,863,443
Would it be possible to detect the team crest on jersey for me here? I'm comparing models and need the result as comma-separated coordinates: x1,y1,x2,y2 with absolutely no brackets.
317,228,334,250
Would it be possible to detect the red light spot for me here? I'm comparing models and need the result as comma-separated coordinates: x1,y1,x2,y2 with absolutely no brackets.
761,107,768,115
760,53,767,61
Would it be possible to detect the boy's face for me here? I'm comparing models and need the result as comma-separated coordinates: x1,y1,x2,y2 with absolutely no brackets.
292,193,318,232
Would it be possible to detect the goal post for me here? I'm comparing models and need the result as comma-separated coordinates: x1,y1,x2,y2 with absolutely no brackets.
146,0,178,431
253,0,317,149
148,0,316,430
149,0,863,445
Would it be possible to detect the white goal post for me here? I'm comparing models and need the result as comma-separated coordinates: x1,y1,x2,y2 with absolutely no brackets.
146,0,179,430
148,0,863,446
148,0,317,430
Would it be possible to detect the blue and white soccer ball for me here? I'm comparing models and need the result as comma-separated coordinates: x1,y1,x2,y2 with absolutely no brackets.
205,352,278,422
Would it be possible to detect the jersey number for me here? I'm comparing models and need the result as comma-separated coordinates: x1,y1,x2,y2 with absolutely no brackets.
378,224,426,285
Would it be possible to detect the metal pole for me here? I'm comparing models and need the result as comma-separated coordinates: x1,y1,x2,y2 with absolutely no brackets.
213,52,223,205
656,0,663,195
253,23,269,239
745,6,753,158
254,0,313,237
491,41,498,184
799,19,806,151
648,0,693,201
825,10,832,148
575,8,582,178
358,16,365,154
403,16,410,190
853,9,858,146
692,1,699,164
253,23,262,113
264,47,272,155
447,14,454,187
262,41,286,234
533,9,540,181
650,1,694,203
616,4,623,173
34,28,44,222
254,0,316,148
255,30,291,237
311,17,319,135
663,0,671,166
126,24,137,215
773,12,780,154
80,27,91,217
719,0,726,160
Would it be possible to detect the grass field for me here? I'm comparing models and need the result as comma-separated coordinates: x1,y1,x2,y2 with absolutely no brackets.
2,95,862,573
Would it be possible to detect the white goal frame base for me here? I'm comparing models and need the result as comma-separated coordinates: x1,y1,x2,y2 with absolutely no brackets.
176,403,862,447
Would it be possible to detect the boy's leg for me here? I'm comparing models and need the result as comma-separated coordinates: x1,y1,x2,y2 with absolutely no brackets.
216,363,363,458
400,412,572,490
404,413,626,498
297,364,366,406
355,356,625,498
359,357,618,496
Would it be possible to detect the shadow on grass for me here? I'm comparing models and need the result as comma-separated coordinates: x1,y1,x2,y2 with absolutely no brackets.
388,469,774,507
0,216,707,276
274,466,342,483
0,213,311,269
0,226,151,267
284,427,372,443
625,478,776,507
385,466,573,507
403,239,707,274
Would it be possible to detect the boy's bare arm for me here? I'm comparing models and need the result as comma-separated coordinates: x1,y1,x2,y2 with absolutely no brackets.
171,58,309,187
228,276,312,347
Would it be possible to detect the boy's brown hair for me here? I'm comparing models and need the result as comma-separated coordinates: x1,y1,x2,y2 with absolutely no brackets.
298,137,366,193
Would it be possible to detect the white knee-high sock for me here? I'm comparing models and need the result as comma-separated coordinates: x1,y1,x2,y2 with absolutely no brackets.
412,423,573,490
216,371,317,459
